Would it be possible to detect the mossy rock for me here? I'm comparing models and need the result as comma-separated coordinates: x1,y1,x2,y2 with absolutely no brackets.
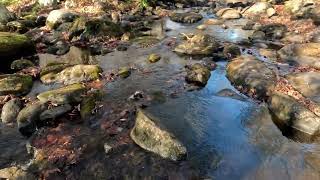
130,109,187,161
0,32,35,62
40,63,71,77
80,90,104,120
37,83,86,105
11,59,35,70
170,12,203,24
118,67,131,78
185,63,211,86
41,64,102,84
0,74,33,96
148,53,161,63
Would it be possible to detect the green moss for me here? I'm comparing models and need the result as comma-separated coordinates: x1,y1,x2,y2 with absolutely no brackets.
0,74,33,96
118,67,131,78
80,90,104,120
0,32,34,55
148,53,161,63
37,83,86,104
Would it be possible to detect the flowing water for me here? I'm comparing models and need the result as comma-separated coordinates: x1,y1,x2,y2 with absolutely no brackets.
2,10,320,180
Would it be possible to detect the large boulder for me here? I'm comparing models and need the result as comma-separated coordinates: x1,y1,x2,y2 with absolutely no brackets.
169,12,203,23
277,43,320,69
37,83,86,105
226,55,277,99
46,9,78,29
0,5,16,24
268,92,320,136
0,74,33,96
174,34,219,56
286,71,320,103
130,109,187,161
0,32,35,63
40,64,102,84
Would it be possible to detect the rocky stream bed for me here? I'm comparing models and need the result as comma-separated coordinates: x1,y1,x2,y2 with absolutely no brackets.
1,0,320,179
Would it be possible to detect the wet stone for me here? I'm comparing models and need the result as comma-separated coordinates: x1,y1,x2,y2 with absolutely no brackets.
185,63,211,86
148,53,161,63
1,98,22,124
169,12,203,24
118,67,131,78
0,74,33,96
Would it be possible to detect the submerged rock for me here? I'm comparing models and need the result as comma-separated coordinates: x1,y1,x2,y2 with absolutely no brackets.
148,53,161,63
174,34,219,56
216,88,247,101
0,32,35,62
0,74,33,96
185,63,211,86
1,98,22,123
118,67,131,78
277,43,320,69
130,109,187,161
268,92,320,136
41,64,102,84
17,101,47,137
37,83,86,105
226,55,276,99
169,12,203,23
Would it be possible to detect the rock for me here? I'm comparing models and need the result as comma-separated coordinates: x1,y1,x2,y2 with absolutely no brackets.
216,8,241,19
223,44,241,59
148,53,161,63
226,55,276,99
277,43,320,69
0,74,33,96
104,143,113,154
17,101,47,137
1,98,22,123
169,12,203,23
257,23,287,40
226,0,250,8
204,18,224,25
39,104,72,125
39,0,58,7
37,83,86,105
46,9,78,29
0,5,16,24
130,109,187,161
0,166,36,180
267,7,277,17
268,92,320,136
286,72,320,103
118,67,131,78
216,88,246,101
185,63,211,86
80,91,102,120
41,64,102,85
196,24,207,30
0,32,35,63
242,2,271,17
249,30,266,41
47,40,70,55
174,34,219,56
11,59,35,70
284,0,315,18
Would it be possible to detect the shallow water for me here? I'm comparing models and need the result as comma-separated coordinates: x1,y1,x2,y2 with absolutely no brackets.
2,10,320,180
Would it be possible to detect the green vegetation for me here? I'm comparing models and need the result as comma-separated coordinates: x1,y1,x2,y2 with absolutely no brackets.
0,0,19,6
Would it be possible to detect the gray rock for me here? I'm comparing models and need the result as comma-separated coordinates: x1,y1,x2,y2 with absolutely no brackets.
169,12,203,23
39,104,72,122
227,55,277,99
286,72,320,103
37,83,86,105
46,9,78,29
242,2,271,17
11,59,35,70
277,43,320,69
257,23,287,40
216,88,247,101
268,92,320,136
17,101,47,137
130,109,187,161
0,5,16,24
1,98,22,123
39,0,58,7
